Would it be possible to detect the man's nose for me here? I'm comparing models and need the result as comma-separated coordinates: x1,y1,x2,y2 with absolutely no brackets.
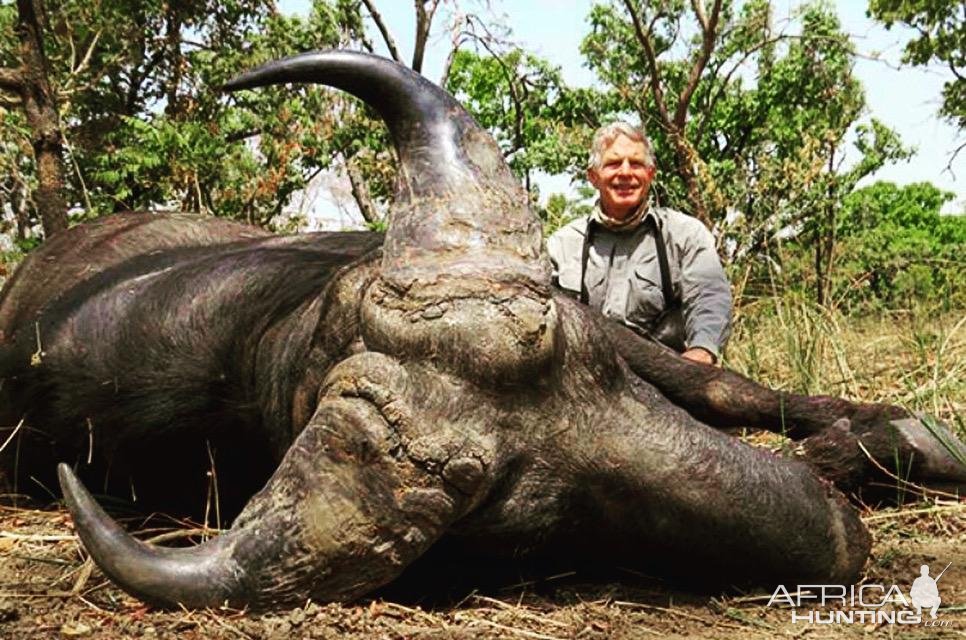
617,159,632,174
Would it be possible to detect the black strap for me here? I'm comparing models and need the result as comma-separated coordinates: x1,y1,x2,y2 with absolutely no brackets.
645,216,676,308
580,215,675,307
579,219,598,304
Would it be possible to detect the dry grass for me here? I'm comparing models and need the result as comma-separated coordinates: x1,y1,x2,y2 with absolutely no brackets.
1,293,965,637
726,298,965,434
1,501,965,639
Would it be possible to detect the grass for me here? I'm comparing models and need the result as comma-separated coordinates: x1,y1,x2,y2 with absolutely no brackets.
725,297,966,435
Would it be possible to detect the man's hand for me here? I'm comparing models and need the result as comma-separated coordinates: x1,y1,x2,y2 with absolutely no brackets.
682,347,715,365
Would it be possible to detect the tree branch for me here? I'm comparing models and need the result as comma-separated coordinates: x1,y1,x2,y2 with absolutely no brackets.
690,0,709,32
126,46,166,114
73,29,101,76
361,0,402,64
695,33,797,143
412,0,442,73
180,38,214,51
945,139,965,179
674,0,722,129
948,59,964,82
346,155,382,225
225,128,262,143
472,29,524,152
621,0,672,128
440,13,469,87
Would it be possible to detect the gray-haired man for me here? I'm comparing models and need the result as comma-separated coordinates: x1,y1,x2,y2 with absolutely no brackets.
547,122,732,364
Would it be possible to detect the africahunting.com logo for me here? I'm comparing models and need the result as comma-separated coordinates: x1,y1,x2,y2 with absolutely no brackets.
767,563,952,626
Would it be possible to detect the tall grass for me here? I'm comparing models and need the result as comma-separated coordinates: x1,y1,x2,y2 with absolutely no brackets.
725,295,966,437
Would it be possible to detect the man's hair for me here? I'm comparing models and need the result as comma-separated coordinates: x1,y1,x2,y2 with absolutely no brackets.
588,121,655,171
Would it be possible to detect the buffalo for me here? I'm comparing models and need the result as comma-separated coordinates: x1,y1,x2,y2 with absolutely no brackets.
1,50,964,611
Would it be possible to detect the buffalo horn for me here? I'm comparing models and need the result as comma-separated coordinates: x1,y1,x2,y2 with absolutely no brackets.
223,50,546,284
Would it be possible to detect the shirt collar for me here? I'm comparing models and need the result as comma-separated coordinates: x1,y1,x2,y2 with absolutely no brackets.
592,199,655,233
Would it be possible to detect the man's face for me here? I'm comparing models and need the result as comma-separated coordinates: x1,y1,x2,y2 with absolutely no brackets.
588,135,656,220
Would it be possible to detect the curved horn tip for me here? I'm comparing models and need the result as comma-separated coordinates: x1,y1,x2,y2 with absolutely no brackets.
57,461,124,555
57,462,84,509
57,463,245,610
58,462,106,525
220,50,347,93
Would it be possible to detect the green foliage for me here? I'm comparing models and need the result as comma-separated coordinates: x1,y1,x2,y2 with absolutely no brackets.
837,182,965,310
364,218,387,232
868,0,965,130
445,48,604,186
0,3,15,67
578,0,910,266
536,186,596,236
1,0,382,235
779,181,966,311
838,180,955,235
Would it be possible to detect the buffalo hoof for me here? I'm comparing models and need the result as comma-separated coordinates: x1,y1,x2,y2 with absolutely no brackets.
801,414,966,500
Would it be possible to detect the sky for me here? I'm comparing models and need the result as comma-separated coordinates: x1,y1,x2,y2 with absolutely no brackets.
278,0,964,220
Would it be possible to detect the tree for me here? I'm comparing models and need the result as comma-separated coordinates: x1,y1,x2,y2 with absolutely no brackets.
580,1,911,305
580,0,726,226
0,0,531,240
0,0,68,237
0,0,416,237
827,181,965,309
445,47,603,194
868,0,965,143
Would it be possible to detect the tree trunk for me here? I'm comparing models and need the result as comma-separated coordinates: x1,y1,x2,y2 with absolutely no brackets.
814,226,825,306
814,155,838,307
412,0,440,74
13,0,69,238
621,0,721,229
669,132,709,226
346,159,382,226
12,178,29,241
164,7,183,117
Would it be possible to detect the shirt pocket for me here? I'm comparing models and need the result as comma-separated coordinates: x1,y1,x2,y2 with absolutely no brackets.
625,262,666,329
558,246,607,300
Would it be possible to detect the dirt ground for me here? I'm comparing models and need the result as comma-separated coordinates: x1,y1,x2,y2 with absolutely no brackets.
0,500,965,639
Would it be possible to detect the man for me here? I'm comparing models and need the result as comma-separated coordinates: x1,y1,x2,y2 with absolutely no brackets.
547,122,731,364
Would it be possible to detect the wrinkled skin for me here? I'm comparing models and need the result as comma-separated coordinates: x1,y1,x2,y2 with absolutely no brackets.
1,51,964,612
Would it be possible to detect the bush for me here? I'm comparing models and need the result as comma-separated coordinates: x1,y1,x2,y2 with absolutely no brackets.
744,182,966,313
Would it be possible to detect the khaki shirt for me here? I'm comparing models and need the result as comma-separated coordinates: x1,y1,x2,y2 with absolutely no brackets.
547,207,732,357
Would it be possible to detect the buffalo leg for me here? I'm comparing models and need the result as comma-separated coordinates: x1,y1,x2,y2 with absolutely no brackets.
606,320,966,492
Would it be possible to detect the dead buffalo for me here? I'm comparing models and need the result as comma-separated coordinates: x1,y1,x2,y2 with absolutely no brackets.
1,50,964,611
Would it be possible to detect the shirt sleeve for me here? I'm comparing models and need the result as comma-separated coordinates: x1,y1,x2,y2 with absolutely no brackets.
545,219,587,295
678,220,732,358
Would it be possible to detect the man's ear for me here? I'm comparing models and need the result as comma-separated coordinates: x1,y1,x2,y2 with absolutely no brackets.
587,167,600,189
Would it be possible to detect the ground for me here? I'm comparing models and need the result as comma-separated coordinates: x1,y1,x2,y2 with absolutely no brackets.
1,502,966,638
